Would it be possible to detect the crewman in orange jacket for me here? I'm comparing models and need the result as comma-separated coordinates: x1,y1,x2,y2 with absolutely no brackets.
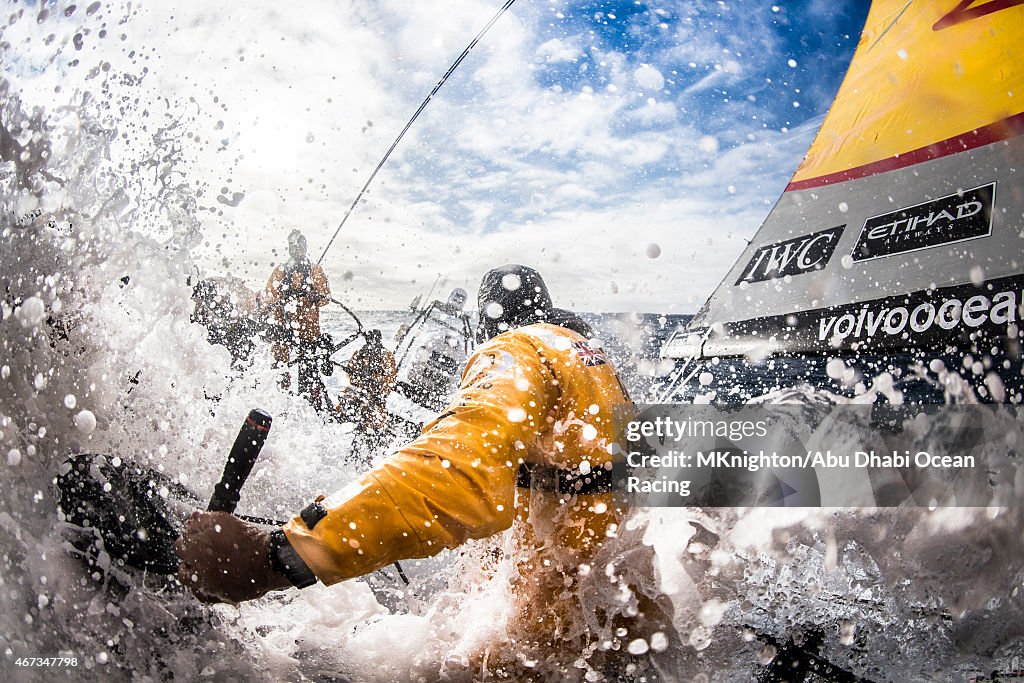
336,328,398,452
177,265,675,679
263,229,331,406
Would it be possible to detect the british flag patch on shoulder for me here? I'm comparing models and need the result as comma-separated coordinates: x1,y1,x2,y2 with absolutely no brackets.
572,340,608,366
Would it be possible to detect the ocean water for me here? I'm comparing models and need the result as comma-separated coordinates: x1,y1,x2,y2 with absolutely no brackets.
2,5,1024,683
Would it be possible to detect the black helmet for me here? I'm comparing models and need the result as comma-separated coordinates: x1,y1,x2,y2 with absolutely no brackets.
477,264,597,342
476,265,553,342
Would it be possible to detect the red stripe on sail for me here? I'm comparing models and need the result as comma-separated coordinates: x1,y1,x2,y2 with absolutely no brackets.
785,112,1024,193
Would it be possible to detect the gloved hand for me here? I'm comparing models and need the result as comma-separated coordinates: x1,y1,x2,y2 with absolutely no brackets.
175,511,291,604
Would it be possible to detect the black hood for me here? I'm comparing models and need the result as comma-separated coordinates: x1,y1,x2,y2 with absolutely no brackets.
476,264,594,342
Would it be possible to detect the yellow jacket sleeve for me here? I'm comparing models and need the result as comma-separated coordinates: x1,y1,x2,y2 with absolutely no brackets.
284,332,555,585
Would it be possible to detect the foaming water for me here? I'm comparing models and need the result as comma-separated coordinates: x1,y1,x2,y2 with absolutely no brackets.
3,5,1024,683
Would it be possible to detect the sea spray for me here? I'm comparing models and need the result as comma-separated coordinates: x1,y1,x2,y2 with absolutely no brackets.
2,3,1024,682
0,10,358,678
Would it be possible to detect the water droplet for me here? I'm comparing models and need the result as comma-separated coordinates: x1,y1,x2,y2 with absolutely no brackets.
698,136,719,155
688,626,712,650
633,64,665,90
501,273,521,291
485,302,504,319
698,598,727,627
627,638,649,655
74,410,96,434
839,621,856,646
14,296,46,328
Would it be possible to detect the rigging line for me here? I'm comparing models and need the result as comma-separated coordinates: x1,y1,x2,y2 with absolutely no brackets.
316,0,518,265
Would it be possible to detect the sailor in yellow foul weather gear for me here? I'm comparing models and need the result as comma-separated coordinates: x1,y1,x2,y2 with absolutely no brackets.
176,264,675,678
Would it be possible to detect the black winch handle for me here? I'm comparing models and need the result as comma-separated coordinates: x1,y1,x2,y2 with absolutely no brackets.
207,409,273,513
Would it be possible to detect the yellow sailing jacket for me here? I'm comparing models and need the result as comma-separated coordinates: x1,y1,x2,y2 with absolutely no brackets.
284,322,632,584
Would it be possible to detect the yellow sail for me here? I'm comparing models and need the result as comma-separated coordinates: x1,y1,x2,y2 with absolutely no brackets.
664,0,1024,360
790,0,1024,190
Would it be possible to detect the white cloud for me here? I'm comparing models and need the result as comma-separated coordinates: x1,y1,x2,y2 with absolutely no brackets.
536,37,582,64
626,100,678,125
2,0,844,312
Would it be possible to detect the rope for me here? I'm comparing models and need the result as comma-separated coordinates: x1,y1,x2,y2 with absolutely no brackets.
316,0,519,265
329,297,365,351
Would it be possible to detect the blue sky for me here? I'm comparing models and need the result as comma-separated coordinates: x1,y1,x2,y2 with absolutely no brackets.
5,0,871,311
389,1,869,231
